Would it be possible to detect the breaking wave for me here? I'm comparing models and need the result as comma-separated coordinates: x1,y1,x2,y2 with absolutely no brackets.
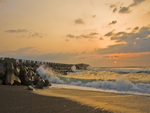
92,67,150,74
37,66,150,95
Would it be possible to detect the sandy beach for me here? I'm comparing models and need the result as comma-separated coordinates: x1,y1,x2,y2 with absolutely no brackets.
0,85,111,113
34,86,150,113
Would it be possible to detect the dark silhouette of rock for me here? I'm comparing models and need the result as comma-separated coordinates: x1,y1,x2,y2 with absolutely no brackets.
0,63,6,78
14,67,20,77
27,69,33,80
35,79,45,89
19,65,32,85
0,57,90,89
28,67,34,71
75,63,89,70
0,58,2,63
0,79,3,85
13,76,21,85
44,79,51,86
5,62,15,85
33,76,41,85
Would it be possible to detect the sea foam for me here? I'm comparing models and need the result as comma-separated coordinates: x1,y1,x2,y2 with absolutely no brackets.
37,66,150,95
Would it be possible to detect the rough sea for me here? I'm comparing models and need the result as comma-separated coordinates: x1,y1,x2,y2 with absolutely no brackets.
37,65,150,96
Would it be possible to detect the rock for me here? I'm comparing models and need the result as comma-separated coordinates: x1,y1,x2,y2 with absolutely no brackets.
14,68,20,77
5,62,15,85
44,79,51,86
27,69,33,80
10,58,17,69
35,79,45,89
0,79,3,85
27,85,35,91
0,63,6,78
32,71,37,77
33,76,41,85
19,65,32,85
13,76,21,85
28,67,34,71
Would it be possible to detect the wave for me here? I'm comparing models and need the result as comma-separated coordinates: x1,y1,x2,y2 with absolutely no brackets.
36,66,150,95
91,67,150,74
71,65,150,74
71,66,82,72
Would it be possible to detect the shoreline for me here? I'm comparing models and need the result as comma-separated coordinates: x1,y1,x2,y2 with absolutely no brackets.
0,85,111,113
34,86,150,113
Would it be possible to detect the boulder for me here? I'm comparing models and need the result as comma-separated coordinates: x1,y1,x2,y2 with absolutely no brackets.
30,61,35,67
5,62,15,85
10,58,17,69
44,79,51,86
19,65,32,85
33,76,41,85
28,67,34,71
0,79,3,85
14,68,20,77
32,71,37,77
27,85,35,91
35,79,45,89
0,63,6,78
13,76,21,85
27,69,33,80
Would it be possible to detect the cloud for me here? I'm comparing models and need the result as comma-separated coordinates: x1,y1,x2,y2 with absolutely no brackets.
109,4,117,8
66,32,99,40
74,18,84,25
0,47,84,64
129,0,146,7
132,26,139,32
89,32,99,36
102,55,120,60
126,27,131,30
96,26,150,54
104,30,114,37
109,0,146,14
118,0,146,14
108,2,122,13
119,7,131,14
0,47,39,59
99,37,104,40
5,29,47,38
113,7,118,13
5,29,28,33
1,46,150,67
92,15,96,18
65,39,69,41
29,32,47,38
66,34,75,38
108,20,117,26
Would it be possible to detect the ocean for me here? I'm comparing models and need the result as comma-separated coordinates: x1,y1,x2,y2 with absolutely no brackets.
37,65,150,96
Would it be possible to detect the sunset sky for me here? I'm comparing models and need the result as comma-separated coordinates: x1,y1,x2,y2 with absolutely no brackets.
0,0,150,67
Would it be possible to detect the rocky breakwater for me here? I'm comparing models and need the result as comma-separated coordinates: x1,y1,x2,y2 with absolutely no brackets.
0,57,90,89
0,58,51,89
43,63,89,75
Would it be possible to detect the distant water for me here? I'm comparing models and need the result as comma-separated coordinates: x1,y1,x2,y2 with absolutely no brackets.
37,66,150,96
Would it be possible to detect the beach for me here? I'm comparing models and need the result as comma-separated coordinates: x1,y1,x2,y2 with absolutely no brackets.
0,85,111,113
34,85,150,113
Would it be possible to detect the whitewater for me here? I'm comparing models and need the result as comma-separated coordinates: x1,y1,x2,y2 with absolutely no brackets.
37,65,150,96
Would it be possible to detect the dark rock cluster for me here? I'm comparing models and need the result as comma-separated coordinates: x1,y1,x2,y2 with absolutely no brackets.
43,63,89,75
0,57,90,89
0,57,51,89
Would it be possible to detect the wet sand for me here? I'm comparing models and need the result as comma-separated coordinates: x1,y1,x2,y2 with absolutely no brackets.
35,87,150,113
0,85,110,113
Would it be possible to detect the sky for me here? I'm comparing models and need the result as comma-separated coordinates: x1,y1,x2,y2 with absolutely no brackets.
0,0,150,67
